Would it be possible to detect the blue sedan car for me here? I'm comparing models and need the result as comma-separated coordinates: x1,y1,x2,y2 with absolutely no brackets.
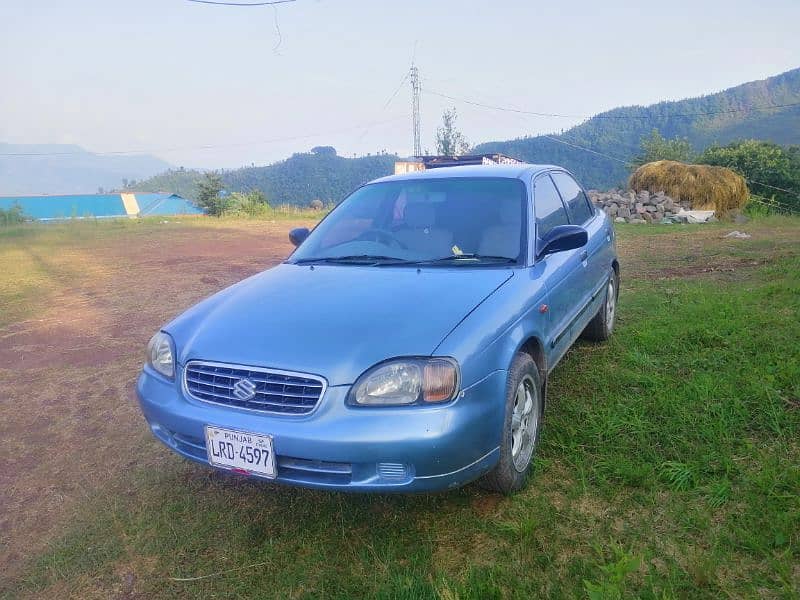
137,164,619,494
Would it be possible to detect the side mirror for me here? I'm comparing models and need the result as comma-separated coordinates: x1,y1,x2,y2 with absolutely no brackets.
537,224,588,258
289,227,310,247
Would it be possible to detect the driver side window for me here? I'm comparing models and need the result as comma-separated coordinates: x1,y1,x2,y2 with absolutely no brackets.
533,174,569,238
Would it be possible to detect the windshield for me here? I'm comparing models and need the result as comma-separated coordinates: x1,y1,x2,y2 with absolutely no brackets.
289,177,527,266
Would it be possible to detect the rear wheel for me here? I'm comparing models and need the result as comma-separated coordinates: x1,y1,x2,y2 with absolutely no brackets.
479,353,542,494
582,270,618,342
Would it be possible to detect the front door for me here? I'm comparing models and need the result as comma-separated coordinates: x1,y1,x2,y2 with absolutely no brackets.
532,173,585,365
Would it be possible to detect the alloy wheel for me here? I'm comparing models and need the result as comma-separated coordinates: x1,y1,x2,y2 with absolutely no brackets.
606,277,616,330
511,374,538,472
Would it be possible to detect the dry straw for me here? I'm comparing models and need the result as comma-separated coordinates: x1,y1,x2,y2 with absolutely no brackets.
629,160,749,215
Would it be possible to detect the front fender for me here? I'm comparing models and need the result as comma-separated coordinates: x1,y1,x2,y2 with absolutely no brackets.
435,266,550,389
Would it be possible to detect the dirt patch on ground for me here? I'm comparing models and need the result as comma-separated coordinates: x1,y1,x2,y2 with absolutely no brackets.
616,224,798,281
0,219,311,585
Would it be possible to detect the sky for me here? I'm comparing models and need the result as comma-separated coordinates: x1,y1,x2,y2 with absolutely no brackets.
1,0,799,170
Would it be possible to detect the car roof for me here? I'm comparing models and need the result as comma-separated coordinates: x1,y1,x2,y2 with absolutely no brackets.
371,163,560,184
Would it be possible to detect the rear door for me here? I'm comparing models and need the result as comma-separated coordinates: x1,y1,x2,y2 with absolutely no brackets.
532,173,585,365
551,171,607,326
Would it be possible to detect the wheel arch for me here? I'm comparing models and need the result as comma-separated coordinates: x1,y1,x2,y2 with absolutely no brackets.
516,336,548,409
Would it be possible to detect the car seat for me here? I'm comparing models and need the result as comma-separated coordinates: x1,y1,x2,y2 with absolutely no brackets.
394,202,453,257
478,196,521,258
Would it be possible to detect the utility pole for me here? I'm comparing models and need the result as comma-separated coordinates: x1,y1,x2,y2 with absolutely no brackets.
410,63,422,156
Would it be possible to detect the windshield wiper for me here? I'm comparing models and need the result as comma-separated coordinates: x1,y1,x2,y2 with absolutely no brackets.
292,254,517,267
415,254,517,265
292,255,415,265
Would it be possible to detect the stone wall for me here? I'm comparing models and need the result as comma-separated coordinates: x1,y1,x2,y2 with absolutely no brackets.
587,189,693,224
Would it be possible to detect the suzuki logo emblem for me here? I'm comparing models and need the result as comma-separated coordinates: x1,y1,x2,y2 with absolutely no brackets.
232,378,257,401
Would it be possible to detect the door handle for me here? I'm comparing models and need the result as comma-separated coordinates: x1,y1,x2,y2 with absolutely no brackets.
580,250,588,262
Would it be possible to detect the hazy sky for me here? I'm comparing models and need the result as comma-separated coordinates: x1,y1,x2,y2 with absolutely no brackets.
1,0,798,169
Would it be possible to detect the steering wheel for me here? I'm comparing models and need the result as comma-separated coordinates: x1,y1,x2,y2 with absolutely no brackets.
355,228,408,250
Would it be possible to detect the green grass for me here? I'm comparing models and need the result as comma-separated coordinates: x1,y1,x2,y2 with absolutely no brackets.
2,218,799,599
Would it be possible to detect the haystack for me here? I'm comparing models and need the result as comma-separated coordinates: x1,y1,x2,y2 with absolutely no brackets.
629,160,749,215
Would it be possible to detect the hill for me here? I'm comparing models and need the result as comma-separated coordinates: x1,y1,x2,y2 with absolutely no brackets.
474,68,800,189
0,144,171,195
133,148,398,206
131,68,800,201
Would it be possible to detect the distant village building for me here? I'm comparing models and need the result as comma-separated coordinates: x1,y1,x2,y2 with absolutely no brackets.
394,153,523,175
0,192,202,220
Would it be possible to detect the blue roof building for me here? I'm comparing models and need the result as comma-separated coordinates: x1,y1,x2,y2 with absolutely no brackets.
0,193,203,220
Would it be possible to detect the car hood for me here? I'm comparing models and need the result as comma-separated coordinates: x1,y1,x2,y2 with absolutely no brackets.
166,263,514,386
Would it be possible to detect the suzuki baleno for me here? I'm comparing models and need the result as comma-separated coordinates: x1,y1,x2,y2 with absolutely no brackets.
136,164,619,494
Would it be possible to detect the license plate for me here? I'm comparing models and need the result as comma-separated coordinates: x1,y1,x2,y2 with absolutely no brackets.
204,426,276,478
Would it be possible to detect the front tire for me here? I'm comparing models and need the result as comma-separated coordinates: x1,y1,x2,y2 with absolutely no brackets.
582,269,618,342
479,353,543,494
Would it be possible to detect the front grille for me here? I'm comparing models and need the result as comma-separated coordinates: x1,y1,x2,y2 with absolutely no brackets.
183,361,326,415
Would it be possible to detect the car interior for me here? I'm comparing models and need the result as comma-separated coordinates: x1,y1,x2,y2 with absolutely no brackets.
305,178,527,262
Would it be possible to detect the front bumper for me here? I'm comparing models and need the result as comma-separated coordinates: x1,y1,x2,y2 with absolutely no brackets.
136,365,506,492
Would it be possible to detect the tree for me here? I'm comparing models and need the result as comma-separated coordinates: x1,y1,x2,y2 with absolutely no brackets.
436,108,470,156
311,146,337,156
195,171,227,216
630,129,694,169
697,140,800,212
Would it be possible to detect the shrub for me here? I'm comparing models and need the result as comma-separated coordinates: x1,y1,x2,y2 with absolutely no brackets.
0,202,26,226
697,140,800,214
309,199,324,210
629,160,749,215
225,190,271,218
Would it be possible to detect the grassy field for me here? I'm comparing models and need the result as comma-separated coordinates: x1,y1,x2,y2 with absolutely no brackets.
1,216,798,599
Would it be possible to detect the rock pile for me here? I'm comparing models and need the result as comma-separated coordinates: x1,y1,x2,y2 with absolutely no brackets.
587,189,693,224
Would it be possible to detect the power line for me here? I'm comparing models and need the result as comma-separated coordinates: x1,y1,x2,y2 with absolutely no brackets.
427,89,585,119
352,72,411,144
271,4,283,53
0,116,408,158
540,134,629,164
746,179,800,199
747,196,797,213
382,72,410,111
186,0,296,6
425,89,800,120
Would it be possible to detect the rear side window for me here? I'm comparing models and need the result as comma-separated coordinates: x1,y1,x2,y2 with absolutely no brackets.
552,172,593,224
533,175,569,238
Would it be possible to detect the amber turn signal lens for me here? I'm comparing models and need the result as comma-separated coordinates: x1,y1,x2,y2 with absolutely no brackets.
422,360,458,403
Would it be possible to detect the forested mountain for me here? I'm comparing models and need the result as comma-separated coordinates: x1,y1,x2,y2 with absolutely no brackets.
133,68,800,202
124,167,206,200
132,148,398,205
0,144,170,195
475,68,800,189
224,148,397,205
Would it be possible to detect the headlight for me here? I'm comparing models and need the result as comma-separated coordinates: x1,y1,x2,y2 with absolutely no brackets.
146,332,174,380
350,358,460,406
